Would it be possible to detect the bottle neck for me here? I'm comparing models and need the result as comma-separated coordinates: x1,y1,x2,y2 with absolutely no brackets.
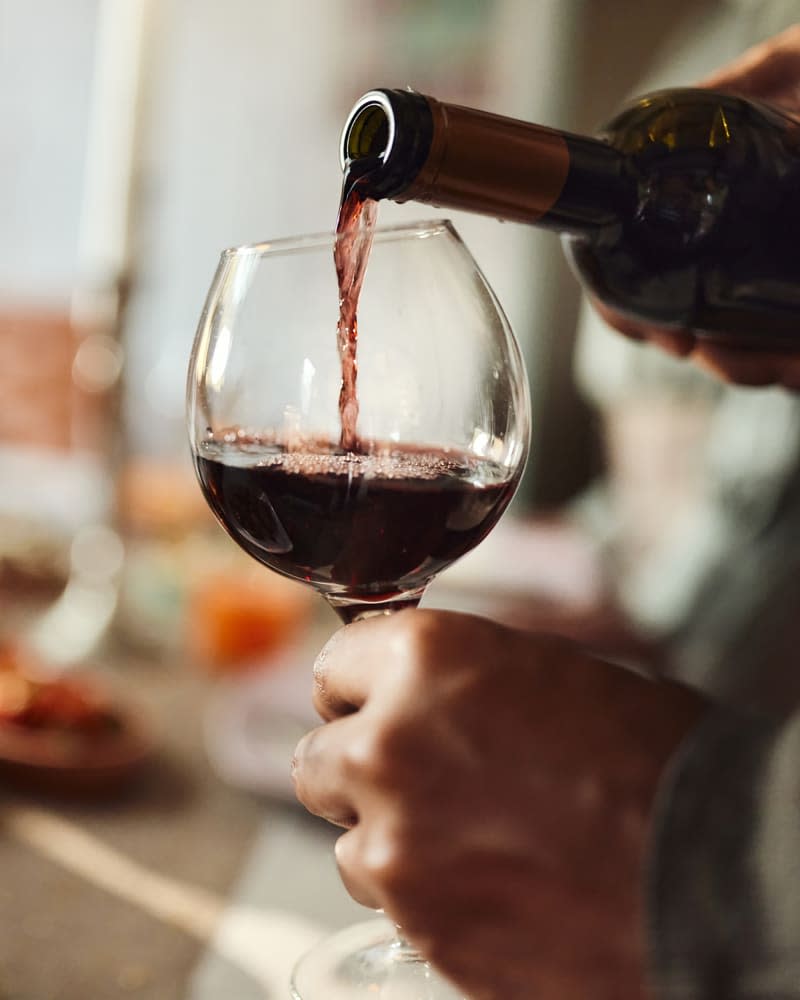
341,90,626,234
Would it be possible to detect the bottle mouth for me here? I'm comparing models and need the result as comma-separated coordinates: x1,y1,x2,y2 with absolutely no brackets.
339,89,433,200
340,90,396,168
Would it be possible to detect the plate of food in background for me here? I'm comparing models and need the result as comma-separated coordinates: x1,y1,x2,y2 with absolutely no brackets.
0,644,153,797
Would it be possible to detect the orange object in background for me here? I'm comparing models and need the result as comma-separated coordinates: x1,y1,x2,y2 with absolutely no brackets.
186,570,312,674
117,458,215,539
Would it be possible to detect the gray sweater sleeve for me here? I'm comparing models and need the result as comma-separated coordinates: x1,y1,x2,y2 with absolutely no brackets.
648,708,800,998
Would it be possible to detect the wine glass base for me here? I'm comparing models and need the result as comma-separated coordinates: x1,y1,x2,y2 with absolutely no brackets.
290,916,467,999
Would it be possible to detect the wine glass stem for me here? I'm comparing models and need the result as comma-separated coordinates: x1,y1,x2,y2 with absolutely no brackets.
327,588,425,624
329,594,429,965
391,930,423,961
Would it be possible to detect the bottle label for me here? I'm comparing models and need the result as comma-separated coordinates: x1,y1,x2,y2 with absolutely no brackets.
403,100,570,223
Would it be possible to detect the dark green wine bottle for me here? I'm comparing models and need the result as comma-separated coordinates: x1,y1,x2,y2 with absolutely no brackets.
340,87,800,349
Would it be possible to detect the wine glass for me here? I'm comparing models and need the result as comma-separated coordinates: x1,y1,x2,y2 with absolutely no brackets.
187,219,530,998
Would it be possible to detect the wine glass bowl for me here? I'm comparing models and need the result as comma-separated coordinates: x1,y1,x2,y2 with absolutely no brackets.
187,220,530,623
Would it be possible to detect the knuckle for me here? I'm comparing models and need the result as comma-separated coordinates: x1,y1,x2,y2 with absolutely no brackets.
785,24,800,45
336,816,424,911
334,832,380,909
341,724,400,783
360,822,414,898
403,608,445,650
395,609,504,672
389,610,450,679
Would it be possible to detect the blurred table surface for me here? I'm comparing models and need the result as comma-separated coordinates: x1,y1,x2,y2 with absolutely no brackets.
0,643,366,1000
0,517,604,999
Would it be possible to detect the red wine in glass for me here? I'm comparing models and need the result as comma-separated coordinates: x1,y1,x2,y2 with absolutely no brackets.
195,435,520,623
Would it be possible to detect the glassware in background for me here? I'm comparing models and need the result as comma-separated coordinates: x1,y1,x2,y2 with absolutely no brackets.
187,220,530,998
113,453,216,651
0,307,124,666
113,451,317,671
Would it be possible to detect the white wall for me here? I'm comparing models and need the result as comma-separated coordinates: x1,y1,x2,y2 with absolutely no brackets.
6,0,776,504
0,0,98,304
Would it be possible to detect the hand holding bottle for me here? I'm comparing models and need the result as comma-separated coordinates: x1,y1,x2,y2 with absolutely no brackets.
598,24,800,387
702,23,800,110
292,609,705,1000
343,26,800,387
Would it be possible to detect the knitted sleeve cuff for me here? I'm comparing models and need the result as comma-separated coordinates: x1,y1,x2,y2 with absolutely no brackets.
646,707,800,998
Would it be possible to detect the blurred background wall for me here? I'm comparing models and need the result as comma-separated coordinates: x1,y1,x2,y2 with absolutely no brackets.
0,0,776,498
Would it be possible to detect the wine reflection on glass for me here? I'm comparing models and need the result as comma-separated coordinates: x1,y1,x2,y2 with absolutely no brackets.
187,219,530,998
